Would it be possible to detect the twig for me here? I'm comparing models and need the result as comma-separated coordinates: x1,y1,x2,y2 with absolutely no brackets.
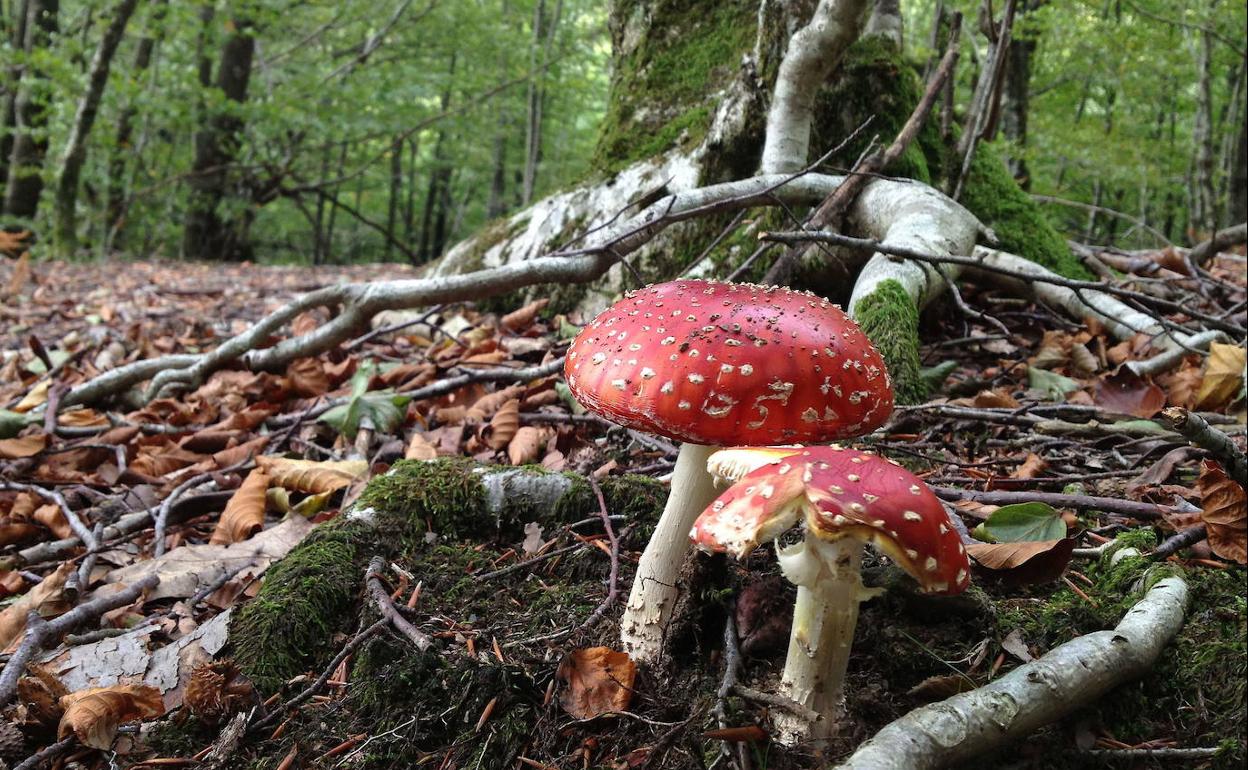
12,735,76,770
1161,407,1247,484
0,574,159,706
0,482,99,557
187,561,252,608
1151,525,1208,560
1076,746,1224,760
1187,221,1248,270
153,456,251,556
251,617,389,733
473,543,583,581
731,684,821,723
932,487,1168,519
949,0,1017,201
365,556,434,651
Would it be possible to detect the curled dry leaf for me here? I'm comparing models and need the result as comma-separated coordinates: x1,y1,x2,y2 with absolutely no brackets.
480,399,520,451
57,408,110,428
465,385,525,422
285,357,330,397
209,470,270,546
0,432,47,459
58,684,165,749
1094,369,1165,417
404,431,439,461
17,664,69,726
1196,460,1247,564
557,647,636,720
0,561,75,649
965,538,1076,585
501,298,550,332
1012,453,1049,480
507,426,551,466
255,455,367,494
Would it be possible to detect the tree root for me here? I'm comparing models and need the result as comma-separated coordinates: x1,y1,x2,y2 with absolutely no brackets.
829,575,1190,770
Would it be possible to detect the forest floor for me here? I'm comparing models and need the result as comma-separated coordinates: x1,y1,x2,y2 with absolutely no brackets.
0,250,1244,769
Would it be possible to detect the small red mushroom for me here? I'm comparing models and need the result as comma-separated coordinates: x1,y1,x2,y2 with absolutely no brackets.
564,280,893,662
691,445,970,744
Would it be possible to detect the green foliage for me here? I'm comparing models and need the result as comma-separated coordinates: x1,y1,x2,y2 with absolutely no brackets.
973,503,1066,543
318,361,411,439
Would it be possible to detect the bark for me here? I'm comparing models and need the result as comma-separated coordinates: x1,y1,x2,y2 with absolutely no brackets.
182,14,255,261
1001,0,1040,185
830,577,1189,770
520,0,561,205
1230,65,1248,224
385,134,403,260
1193,25,1218,237
51,0,141,255
418,54,456,264
0,0,31,187
3,0,57,219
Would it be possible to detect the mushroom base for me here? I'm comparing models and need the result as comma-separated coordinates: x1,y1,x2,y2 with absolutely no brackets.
774,534,878,746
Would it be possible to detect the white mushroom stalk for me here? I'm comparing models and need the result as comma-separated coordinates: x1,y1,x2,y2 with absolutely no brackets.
691,446,971,745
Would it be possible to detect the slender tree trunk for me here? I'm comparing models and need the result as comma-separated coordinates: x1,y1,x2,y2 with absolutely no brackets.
3,0,57,219
403,136,419,242
106,0,167,250
418,54,455,263
51,0,141,255
1192,26,1217,238
1001,0,1040,185
323,141,347,262
0,0,31,188
385,134,403,260
1222,52,1247,226
521,0,561,206
182,14,256,261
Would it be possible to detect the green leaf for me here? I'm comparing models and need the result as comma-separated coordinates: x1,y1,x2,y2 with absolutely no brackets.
920,360,959,392
1027,367,1081,400
982,502,1067,542
317,361,409,439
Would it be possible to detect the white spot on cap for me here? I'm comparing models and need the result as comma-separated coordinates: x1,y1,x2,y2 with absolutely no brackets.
903,511,922,522
846,474,860,482
688,373,705,384
905,548,919,560
591,352,606,364
909,485,922,495
678,400,691,410
925,556,938,572
611,379,627,390
660,381,674,394
739,364,754,375
661,337,676,345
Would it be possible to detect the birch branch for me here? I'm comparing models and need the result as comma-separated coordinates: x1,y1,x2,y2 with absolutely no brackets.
830,576,1190,770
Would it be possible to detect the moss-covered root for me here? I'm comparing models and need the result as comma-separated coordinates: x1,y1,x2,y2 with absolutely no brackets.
854,279,925,404
230,459,667,695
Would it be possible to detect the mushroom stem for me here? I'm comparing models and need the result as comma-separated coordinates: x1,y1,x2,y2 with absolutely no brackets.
620,441,720,663
774,534,872,745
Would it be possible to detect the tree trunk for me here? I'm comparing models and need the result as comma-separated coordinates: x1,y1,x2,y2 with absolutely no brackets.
418,54,456,264
182,14,255,261
1001,0,1039,186
1192,25,1217,238
385,134,403,260
520,0,562,205
3,0,57,219
51,0,140,256
105,0,167,251
0,0,31,189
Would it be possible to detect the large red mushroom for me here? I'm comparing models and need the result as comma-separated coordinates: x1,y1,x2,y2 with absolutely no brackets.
692,445,970,744
565,280,893,662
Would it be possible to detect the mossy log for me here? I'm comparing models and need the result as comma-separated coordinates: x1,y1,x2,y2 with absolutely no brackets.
229,459,666,695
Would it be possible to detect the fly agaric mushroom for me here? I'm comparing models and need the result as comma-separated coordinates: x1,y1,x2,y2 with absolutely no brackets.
564,280,893,662
690,445,969,744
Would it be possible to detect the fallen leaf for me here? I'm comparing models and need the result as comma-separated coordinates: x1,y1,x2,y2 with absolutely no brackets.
1194,343,1247,411
522,522,545,556
32,504,73,540
966,538,1076,584
1094,369,1165,417
1013,453,1048,480
480,399,520,451
58,684,165,749
18,664,69,725
501,298,550,332
256,456,367,494
0,562,75,649
209,470,270,546
184,661,254,724
557,647,636,720
1027,367,1081,400
1196,461,1247,564
1000,629,1034,662
285,357,329,397
0,432,47,459
507,426,550,465
907,674,977,701
404,431,439,460
976,502,1067,542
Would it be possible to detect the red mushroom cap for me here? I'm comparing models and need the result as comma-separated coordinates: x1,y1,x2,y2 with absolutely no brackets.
564,281,894,446
691,446,970,595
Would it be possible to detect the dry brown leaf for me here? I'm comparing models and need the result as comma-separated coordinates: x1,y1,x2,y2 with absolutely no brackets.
557,647,636,719
907,674,977,701
58,684,165,749
0,521,41,548
966,538,1076,585
480,399,520,450
0,229,31,256
465,385,525,422
404,432,439,461
507,426,551,466
32,504,73,540
255,456,367,494
4,251,31,295
0,432,47,459
0,562,75,649
1008,453,1047,480
1196,460,1247,564
972,389,1019,409
1159,358,1205,408
57,408,110,428
18,664,69,725
500,298,550,331
285,357,330,397
1094,369,1165,417
184,661,254,724
12,380,48,413
209,470,270,546
1194,343,1246,410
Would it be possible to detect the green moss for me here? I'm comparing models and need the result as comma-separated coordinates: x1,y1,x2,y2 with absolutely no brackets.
355,457,487,541
853,279,925,404
594,0,756,172
552,472,667,542
231,518,374,693
960,142,1093,280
